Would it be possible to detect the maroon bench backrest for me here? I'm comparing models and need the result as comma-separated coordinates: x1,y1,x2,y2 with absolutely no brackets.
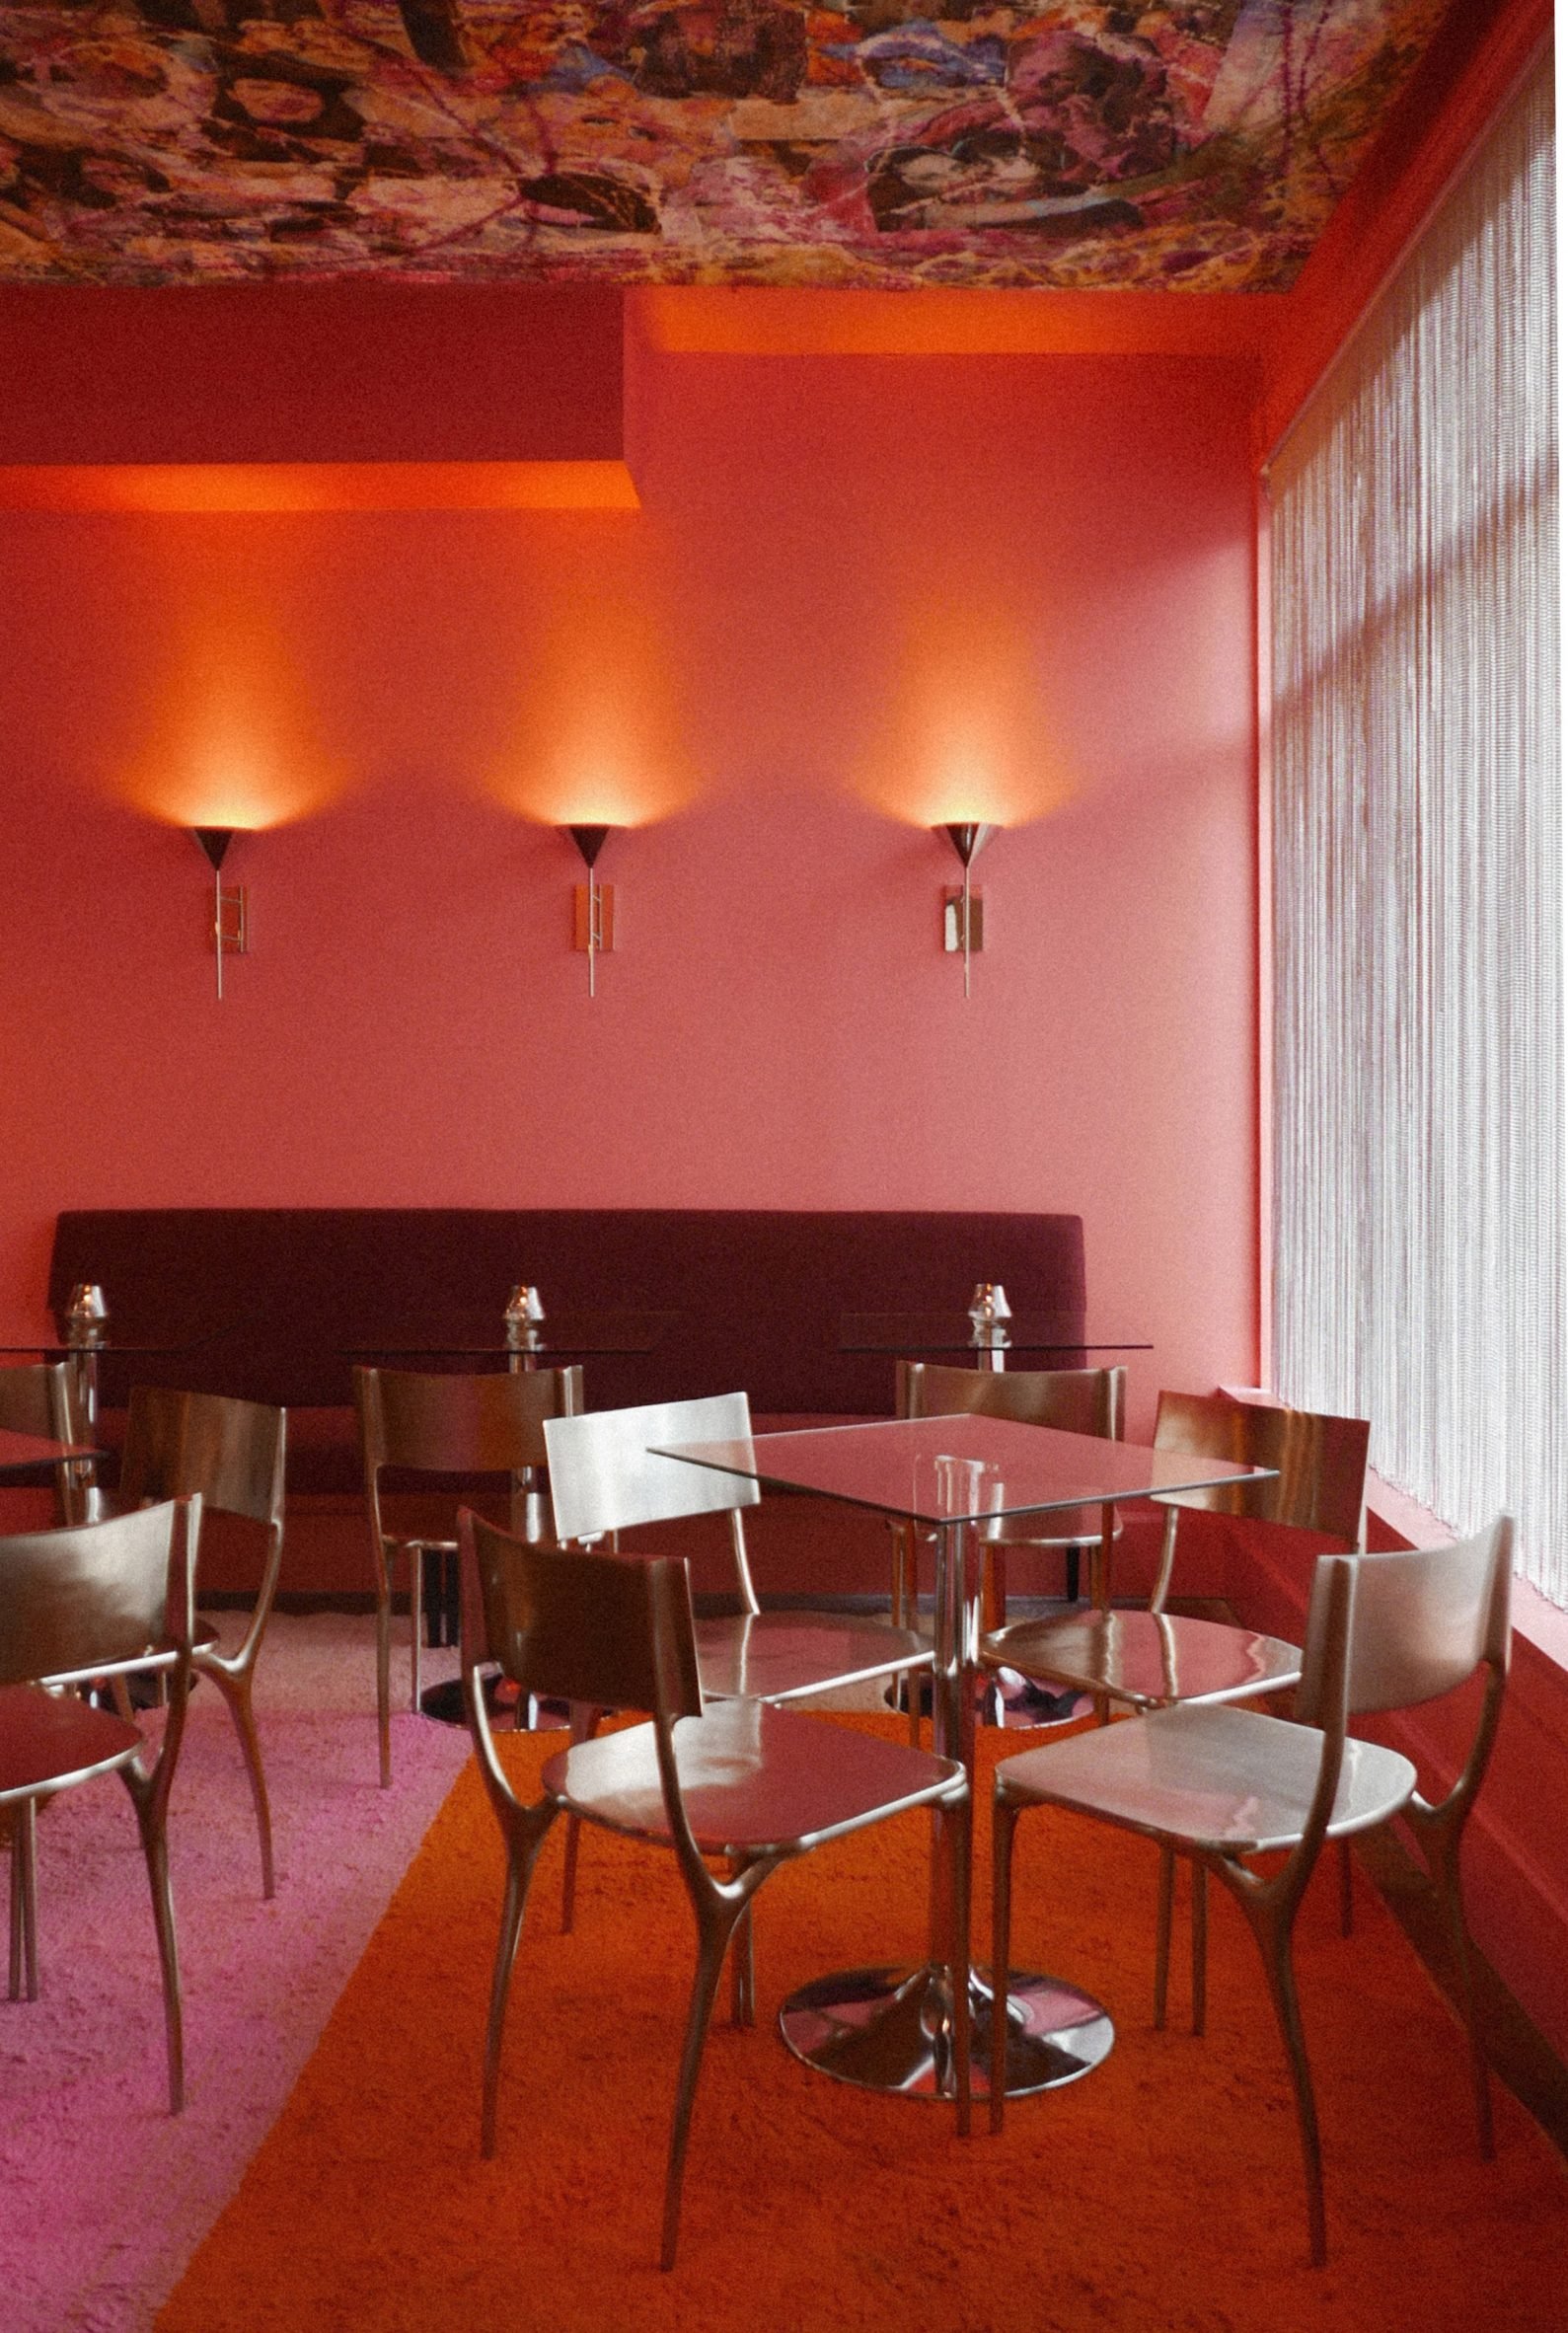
48,1206,1085,1419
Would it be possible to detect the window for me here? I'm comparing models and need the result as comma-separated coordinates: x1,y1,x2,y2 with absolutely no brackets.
1269,53,1563,1605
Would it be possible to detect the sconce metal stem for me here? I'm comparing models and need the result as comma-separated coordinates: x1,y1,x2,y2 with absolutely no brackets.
191,826,247,1001
565,825,615,998
938,822,995,999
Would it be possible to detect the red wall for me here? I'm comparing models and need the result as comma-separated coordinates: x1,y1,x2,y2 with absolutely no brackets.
0,330,1260,1436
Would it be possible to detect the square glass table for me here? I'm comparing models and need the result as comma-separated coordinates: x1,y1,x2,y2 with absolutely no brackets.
840,1313,1152,1368
342,1309,675,1363
654,1412,1275,2102
0,1428,99,1475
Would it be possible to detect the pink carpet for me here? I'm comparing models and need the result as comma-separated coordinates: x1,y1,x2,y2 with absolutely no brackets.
0,1616,471,2333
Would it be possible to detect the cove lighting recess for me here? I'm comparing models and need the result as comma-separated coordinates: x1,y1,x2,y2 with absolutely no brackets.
937,822,995,998
564,825,618,998
191,827,250,1001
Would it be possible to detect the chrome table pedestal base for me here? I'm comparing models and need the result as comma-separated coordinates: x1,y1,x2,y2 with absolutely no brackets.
778,1962,1112,2099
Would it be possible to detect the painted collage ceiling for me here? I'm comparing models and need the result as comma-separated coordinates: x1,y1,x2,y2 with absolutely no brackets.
0,2,1451,288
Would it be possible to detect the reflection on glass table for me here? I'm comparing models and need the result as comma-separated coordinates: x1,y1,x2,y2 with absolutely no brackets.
653,1413,1274,2105
342,1310,676,1363
0,1426,100,1475
2,1310,232,1498
841,1313,1151,1365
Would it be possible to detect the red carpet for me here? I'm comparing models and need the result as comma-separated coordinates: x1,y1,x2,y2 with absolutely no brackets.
157,1716,1568,2331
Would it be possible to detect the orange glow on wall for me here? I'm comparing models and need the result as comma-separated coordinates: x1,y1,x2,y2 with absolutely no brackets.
629,286,1281,362
850,588,1078,832
0,463,639,514
482,557,698,830
114,569,345,830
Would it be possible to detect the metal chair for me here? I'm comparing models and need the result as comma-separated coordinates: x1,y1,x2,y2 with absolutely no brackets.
2,1497,198,2112
100,1387,287,1899
544,1392,935,1943
1325,1517,1513,2157
982,1390,1369,2016
893,1359,1126,1649
984,1392,1369,1713
459,1505,971,2270
544,1391,933,1711
0,1359,86,1517
355,1365,583,1787
991,1530,1515,2265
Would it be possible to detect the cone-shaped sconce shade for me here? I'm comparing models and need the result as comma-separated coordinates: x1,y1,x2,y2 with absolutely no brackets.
565,823,613,869
937,821,996,870
192,825,235,872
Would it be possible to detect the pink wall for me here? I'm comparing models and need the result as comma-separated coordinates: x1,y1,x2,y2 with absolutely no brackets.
0,330,1260,1436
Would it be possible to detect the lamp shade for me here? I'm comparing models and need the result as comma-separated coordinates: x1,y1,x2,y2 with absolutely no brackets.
565,823,613,869
937,822,995,870
192,825,235,872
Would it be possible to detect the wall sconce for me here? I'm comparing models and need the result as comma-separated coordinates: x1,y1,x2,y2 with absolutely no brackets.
937,821,994,998
564,824,617,997
192,827,250,1001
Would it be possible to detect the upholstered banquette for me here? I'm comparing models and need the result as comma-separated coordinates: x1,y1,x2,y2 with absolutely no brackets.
46,1207,1085,1597
49,1207,1083,1467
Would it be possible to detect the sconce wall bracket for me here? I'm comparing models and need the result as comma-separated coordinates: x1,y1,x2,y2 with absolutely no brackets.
572,881,616,956
942,886,984,954
216,885,250,958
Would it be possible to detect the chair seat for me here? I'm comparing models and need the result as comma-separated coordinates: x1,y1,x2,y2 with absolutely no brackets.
543,1699,964,1857
695,1611,931,1702
996,1701,1415,1855
982,1609,1303,1708
0,1684,142,1801
981,1506,1121,1550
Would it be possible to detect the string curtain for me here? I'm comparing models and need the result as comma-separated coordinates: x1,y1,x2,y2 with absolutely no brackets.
1270,51,1563,1605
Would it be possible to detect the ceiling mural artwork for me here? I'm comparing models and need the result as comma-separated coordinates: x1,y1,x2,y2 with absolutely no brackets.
0,2,1452,290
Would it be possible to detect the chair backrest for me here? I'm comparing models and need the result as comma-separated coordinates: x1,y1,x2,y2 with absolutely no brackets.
545,1392,760,1544
898,1360,1125,1442
120,1386,286,1531
0,1497,197,1689
460,1507,705,1722
1298,1515,1513,1724
355,1365,584,1479
0,1359,80,1444
1153,1392,1369,1542
0,1361,84,1511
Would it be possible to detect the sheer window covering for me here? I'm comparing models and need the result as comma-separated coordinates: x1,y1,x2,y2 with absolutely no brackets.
1269,54,1563,1607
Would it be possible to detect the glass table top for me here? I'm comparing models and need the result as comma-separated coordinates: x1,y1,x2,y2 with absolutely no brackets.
653,1412,1273,1527
0,1427,99,1472
839,1313,1151,1355
342,1309,676,1357
0,1323,232,1356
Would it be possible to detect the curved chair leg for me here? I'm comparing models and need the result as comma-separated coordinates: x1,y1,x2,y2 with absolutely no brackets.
204,1660,275,1900
376,1583,393,1790
560,1817,582,1935
482,1815,555,2156
661,1883,756,2272
1421,1819,1495,2158
560,1703,603,1935
1154,1844,1175,2030
409,1545,425,1714
10,1801,39,2002
1191,1861,1208,2037
124,1771,185,2114
728,1895,755,2029
7,1824,18,2000
1238,1874,1325,2267
990,1793,1019,2134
